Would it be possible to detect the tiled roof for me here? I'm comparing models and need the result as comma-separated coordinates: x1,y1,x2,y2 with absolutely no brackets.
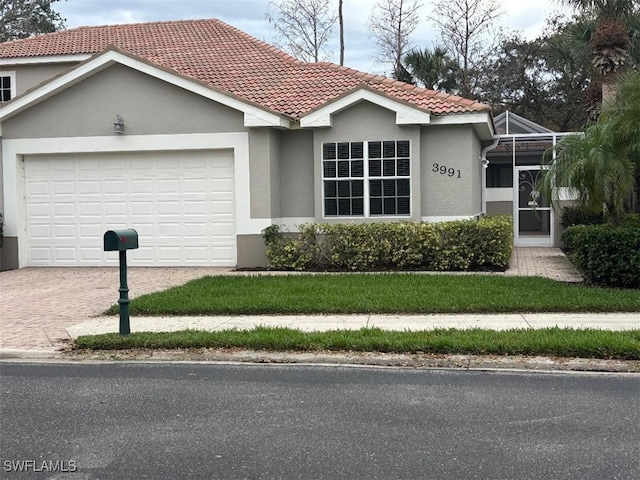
492,141,554,153
0,19,490,120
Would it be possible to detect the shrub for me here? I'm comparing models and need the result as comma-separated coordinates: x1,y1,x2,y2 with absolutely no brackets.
560,205,604,228
562,224,640,288
621,213,640,227
262,216,513,272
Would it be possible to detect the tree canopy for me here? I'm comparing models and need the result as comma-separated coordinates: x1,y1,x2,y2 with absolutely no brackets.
0,0,65,42
368,0,422,78
266,0,337,63
540,72,640,223
428,0,503,98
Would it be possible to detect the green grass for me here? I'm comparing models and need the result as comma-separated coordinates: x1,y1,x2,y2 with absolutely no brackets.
75,327,640,360
106,274,640,316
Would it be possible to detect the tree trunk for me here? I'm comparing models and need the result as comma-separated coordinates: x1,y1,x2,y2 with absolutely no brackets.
601,74,619,107
339,0,344,66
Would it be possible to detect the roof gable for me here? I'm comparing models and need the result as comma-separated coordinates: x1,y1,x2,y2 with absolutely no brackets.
0,18,492,122
301,87,431,127
0,47,289,128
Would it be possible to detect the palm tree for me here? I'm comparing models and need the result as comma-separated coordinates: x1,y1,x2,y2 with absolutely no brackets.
540,72,640,222
608,72,640,212
402,46,459,92
560,0,638,108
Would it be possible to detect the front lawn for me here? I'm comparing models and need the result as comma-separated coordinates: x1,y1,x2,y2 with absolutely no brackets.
75,327,640,360
106,274,640,316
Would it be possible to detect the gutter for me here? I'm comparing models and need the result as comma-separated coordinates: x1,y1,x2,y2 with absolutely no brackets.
480,135,501,215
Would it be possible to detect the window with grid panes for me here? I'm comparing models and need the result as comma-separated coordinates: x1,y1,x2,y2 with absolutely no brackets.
323,140,410,217
0,73,13,102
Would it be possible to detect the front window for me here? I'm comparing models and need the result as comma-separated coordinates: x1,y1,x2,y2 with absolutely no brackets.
0,72,16,102
486,161,513,187
323,140,410,217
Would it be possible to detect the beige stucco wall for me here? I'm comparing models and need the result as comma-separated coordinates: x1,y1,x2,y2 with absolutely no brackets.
236,234,268,269
1,63,246,139
313,101,421,221
249,129,278,219
470,134,483,214
279,129,314,219
0,138,16,270
249,128,315,221
486,201,513,216
3,62,79,97
420,124,481,218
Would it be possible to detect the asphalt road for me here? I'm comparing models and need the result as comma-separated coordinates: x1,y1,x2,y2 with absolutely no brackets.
0,362,638,480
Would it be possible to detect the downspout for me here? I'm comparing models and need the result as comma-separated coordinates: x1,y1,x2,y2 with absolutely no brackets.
480,135,500,215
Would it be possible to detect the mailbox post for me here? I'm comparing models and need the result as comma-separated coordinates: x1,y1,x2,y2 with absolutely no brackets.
103,229,139,335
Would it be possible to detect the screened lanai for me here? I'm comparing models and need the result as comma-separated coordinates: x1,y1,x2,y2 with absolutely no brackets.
484,111,576,247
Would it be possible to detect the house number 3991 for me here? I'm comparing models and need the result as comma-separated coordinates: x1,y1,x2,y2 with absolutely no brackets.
432,163,461,178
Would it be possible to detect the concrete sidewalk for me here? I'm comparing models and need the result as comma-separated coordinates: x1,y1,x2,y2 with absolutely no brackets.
66,313,640,340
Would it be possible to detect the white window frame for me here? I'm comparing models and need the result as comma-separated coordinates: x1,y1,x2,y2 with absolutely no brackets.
322,139,411,218
0,71,16,102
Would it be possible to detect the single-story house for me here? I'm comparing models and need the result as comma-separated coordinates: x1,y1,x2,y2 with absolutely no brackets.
1,18,500,270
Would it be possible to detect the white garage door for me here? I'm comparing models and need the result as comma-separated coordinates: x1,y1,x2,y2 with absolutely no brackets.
23,150,236,266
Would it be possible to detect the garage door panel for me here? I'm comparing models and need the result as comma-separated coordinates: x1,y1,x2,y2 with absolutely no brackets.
157,201,180,215
79,203,101,216
80,247,102,261
185,247,208,260
29,225,51,239
79,224,102,237
131,247,154,262
53,203,76,216
54,224,76,238
130,201,153,215
27,203,51,217
54,247,76,261
130,179,154,193
105,203,127,216
27,180,50,195
30,247,51,262
157,179,179,193
105,180,127,194
24,150,236,267
78,180,100,193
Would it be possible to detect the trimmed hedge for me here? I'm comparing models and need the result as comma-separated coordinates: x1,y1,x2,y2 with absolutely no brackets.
560,206,640,228
562,224,640,288
560,205,604,227
262,216,513,272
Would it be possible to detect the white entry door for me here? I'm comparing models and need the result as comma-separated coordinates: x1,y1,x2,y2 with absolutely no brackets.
514,166,553,246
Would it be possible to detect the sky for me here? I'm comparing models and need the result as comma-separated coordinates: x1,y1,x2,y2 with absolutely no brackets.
54,0,573,74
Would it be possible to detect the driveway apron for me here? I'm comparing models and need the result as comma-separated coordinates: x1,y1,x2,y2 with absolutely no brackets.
0,267,230,352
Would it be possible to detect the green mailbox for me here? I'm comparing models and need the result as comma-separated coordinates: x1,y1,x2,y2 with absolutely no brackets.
103,228,138,336
103,228,139,251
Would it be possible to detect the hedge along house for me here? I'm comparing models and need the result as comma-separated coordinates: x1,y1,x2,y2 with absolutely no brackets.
0,19,494,271
485,111,575,247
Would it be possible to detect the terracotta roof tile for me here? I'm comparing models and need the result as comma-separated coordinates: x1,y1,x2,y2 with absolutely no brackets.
0,18,491,120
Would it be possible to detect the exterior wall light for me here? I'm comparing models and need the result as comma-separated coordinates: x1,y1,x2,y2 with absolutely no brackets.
114,114,124,134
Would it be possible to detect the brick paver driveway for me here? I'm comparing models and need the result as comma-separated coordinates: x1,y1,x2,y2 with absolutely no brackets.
0,267,229,352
